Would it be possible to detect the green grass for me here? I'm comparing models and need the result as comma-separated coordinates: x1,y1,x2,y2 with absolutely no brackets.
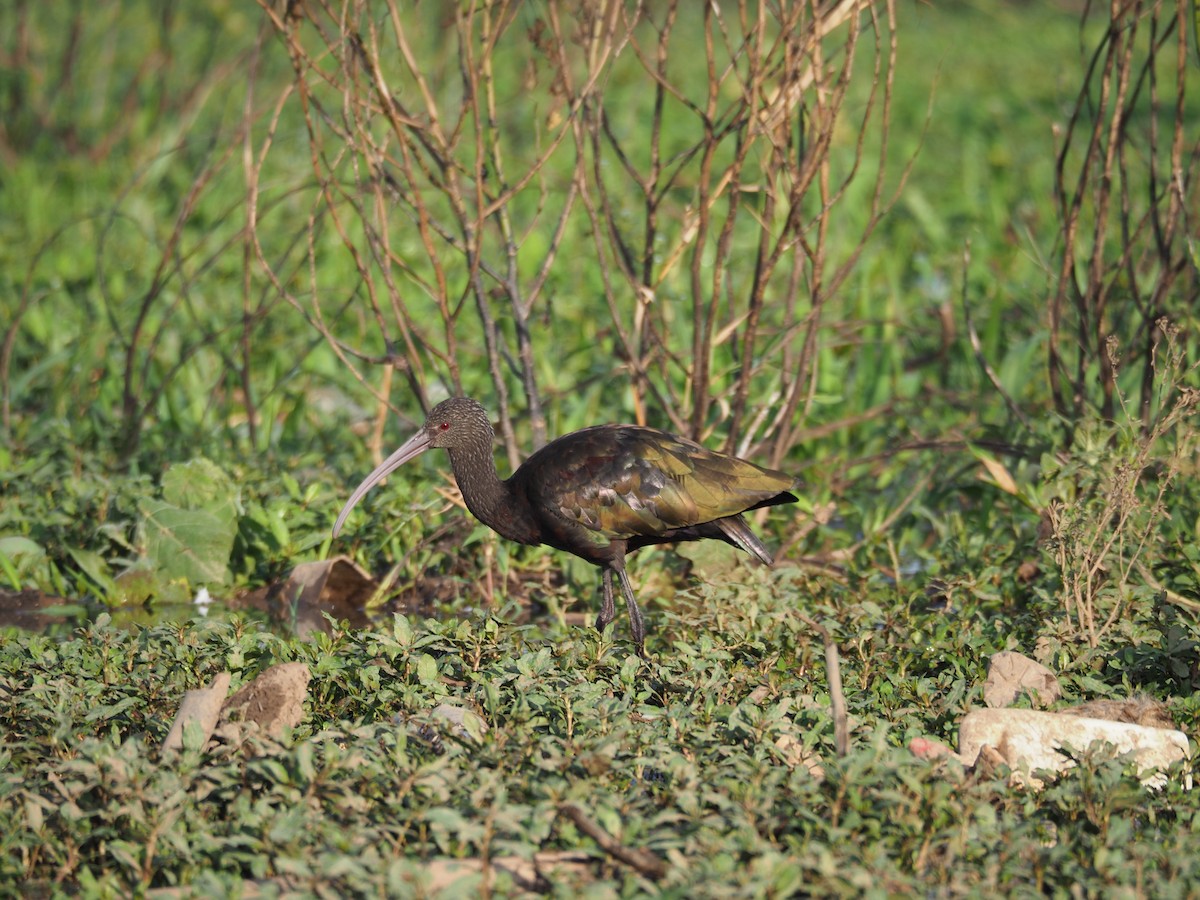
1,1,1199,895
1,605,1197,897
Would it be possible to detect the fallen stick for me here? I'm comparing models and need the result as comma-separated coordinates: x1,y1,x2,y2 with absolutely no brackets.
557,803,667,880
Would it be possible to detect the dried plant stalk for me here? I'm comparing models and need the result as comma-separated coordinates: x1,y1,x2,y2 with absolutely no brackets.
251,0,900,467
1046,324,1198,648
1048,0,1199,430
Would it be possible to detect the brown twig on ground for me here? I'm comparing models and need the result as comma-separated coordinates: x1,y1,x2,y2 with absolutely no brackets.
557,802,668,880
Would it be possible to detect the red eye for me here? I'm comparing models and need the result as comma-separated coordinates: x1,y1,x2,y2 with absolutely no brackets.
439,421,450,431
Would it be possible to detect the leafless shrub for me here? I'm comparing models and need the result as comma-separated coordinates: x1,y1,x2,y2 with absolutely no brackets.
1048,0,1199,429
251,0,900,465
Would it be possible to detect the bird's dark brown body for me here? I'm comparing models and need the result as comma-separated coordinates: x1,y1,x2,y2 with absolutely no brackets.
333,397,798,654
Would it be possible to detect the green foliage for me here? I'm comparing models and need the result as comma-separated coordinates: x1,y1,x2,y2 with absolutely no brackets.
1,613,1197,895
1039,329,1200,651
141,458,241,588
0,444,344,608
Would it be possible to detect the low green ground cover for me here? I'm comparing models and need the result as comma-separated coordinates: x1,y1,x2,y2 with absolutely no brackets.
1,597,1197,897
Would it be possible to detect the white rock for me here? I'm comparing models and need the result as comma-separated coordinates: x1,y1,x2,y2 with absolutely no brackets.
958,708,1191,787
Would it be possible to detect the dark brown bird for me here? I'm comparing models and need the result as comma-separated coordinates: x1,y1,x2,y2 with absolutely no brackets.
333,397,799,654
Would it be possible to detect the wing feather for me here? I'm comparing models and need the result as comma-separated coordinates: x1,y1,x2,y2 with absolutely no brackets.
520,425,796,542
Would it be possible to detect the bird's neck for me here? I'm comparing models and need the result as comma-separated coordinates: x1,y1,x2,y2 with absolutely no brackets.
446,444,540,546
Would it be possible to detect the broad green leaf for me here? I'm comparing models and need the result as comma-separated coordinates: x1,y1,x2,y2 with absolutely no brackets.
142,501,233,586
65,546,116,594
416,653,438,685
0,535,45,560
160,458,241,526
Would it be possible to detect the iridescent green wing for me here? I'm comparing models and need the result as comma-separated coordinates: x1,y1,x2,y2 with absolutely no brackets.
525,425,794,541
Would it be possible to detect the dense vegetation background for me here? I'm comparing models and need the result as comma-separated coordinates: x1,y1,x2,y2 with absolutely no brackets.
1,1,1199,895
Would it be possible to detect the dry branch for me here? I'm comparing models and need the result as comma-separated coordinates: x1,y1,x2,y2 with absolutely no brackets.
250,0,901,472
557,802,668,880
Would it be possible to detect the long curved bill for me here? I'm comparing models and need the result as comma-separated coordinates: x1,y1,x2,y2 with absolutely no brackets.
332,429,433,538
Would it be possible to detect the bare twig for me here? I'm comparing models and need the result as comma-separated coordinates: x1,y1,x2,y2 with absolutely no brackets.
251,0,906,500
1048,1,1197,430
557,802,668,880
798,613,849,756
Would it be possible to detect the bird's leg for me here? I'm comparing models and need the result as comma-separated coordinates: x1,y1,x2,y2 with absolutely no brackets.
614,564,647,658
596,568,617,635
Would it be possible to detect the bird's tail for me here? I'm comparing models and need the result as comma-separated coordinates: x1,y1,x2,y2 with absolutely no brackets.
717,514,774,566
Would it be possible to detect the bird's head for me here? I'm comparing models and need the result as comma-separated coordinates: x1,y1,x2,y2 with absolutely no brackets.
423,396,492,450
332,397,493,538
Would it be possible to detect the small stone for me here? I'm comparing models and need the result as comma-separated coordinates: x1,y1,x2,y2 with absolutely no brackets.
221,662,311,741
984,651,1062,709
908,737,957,761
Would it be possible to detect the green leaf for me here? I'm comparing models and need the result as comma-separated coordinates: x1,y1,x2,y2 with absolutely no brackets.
66,546,116,594
137,458,241,588
111,566,160,606
0,536,45,588
85,696,140,721
161,458,241,525
619,653,642,687
0,535,45,561
142,501,234,586
416,653,439,685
